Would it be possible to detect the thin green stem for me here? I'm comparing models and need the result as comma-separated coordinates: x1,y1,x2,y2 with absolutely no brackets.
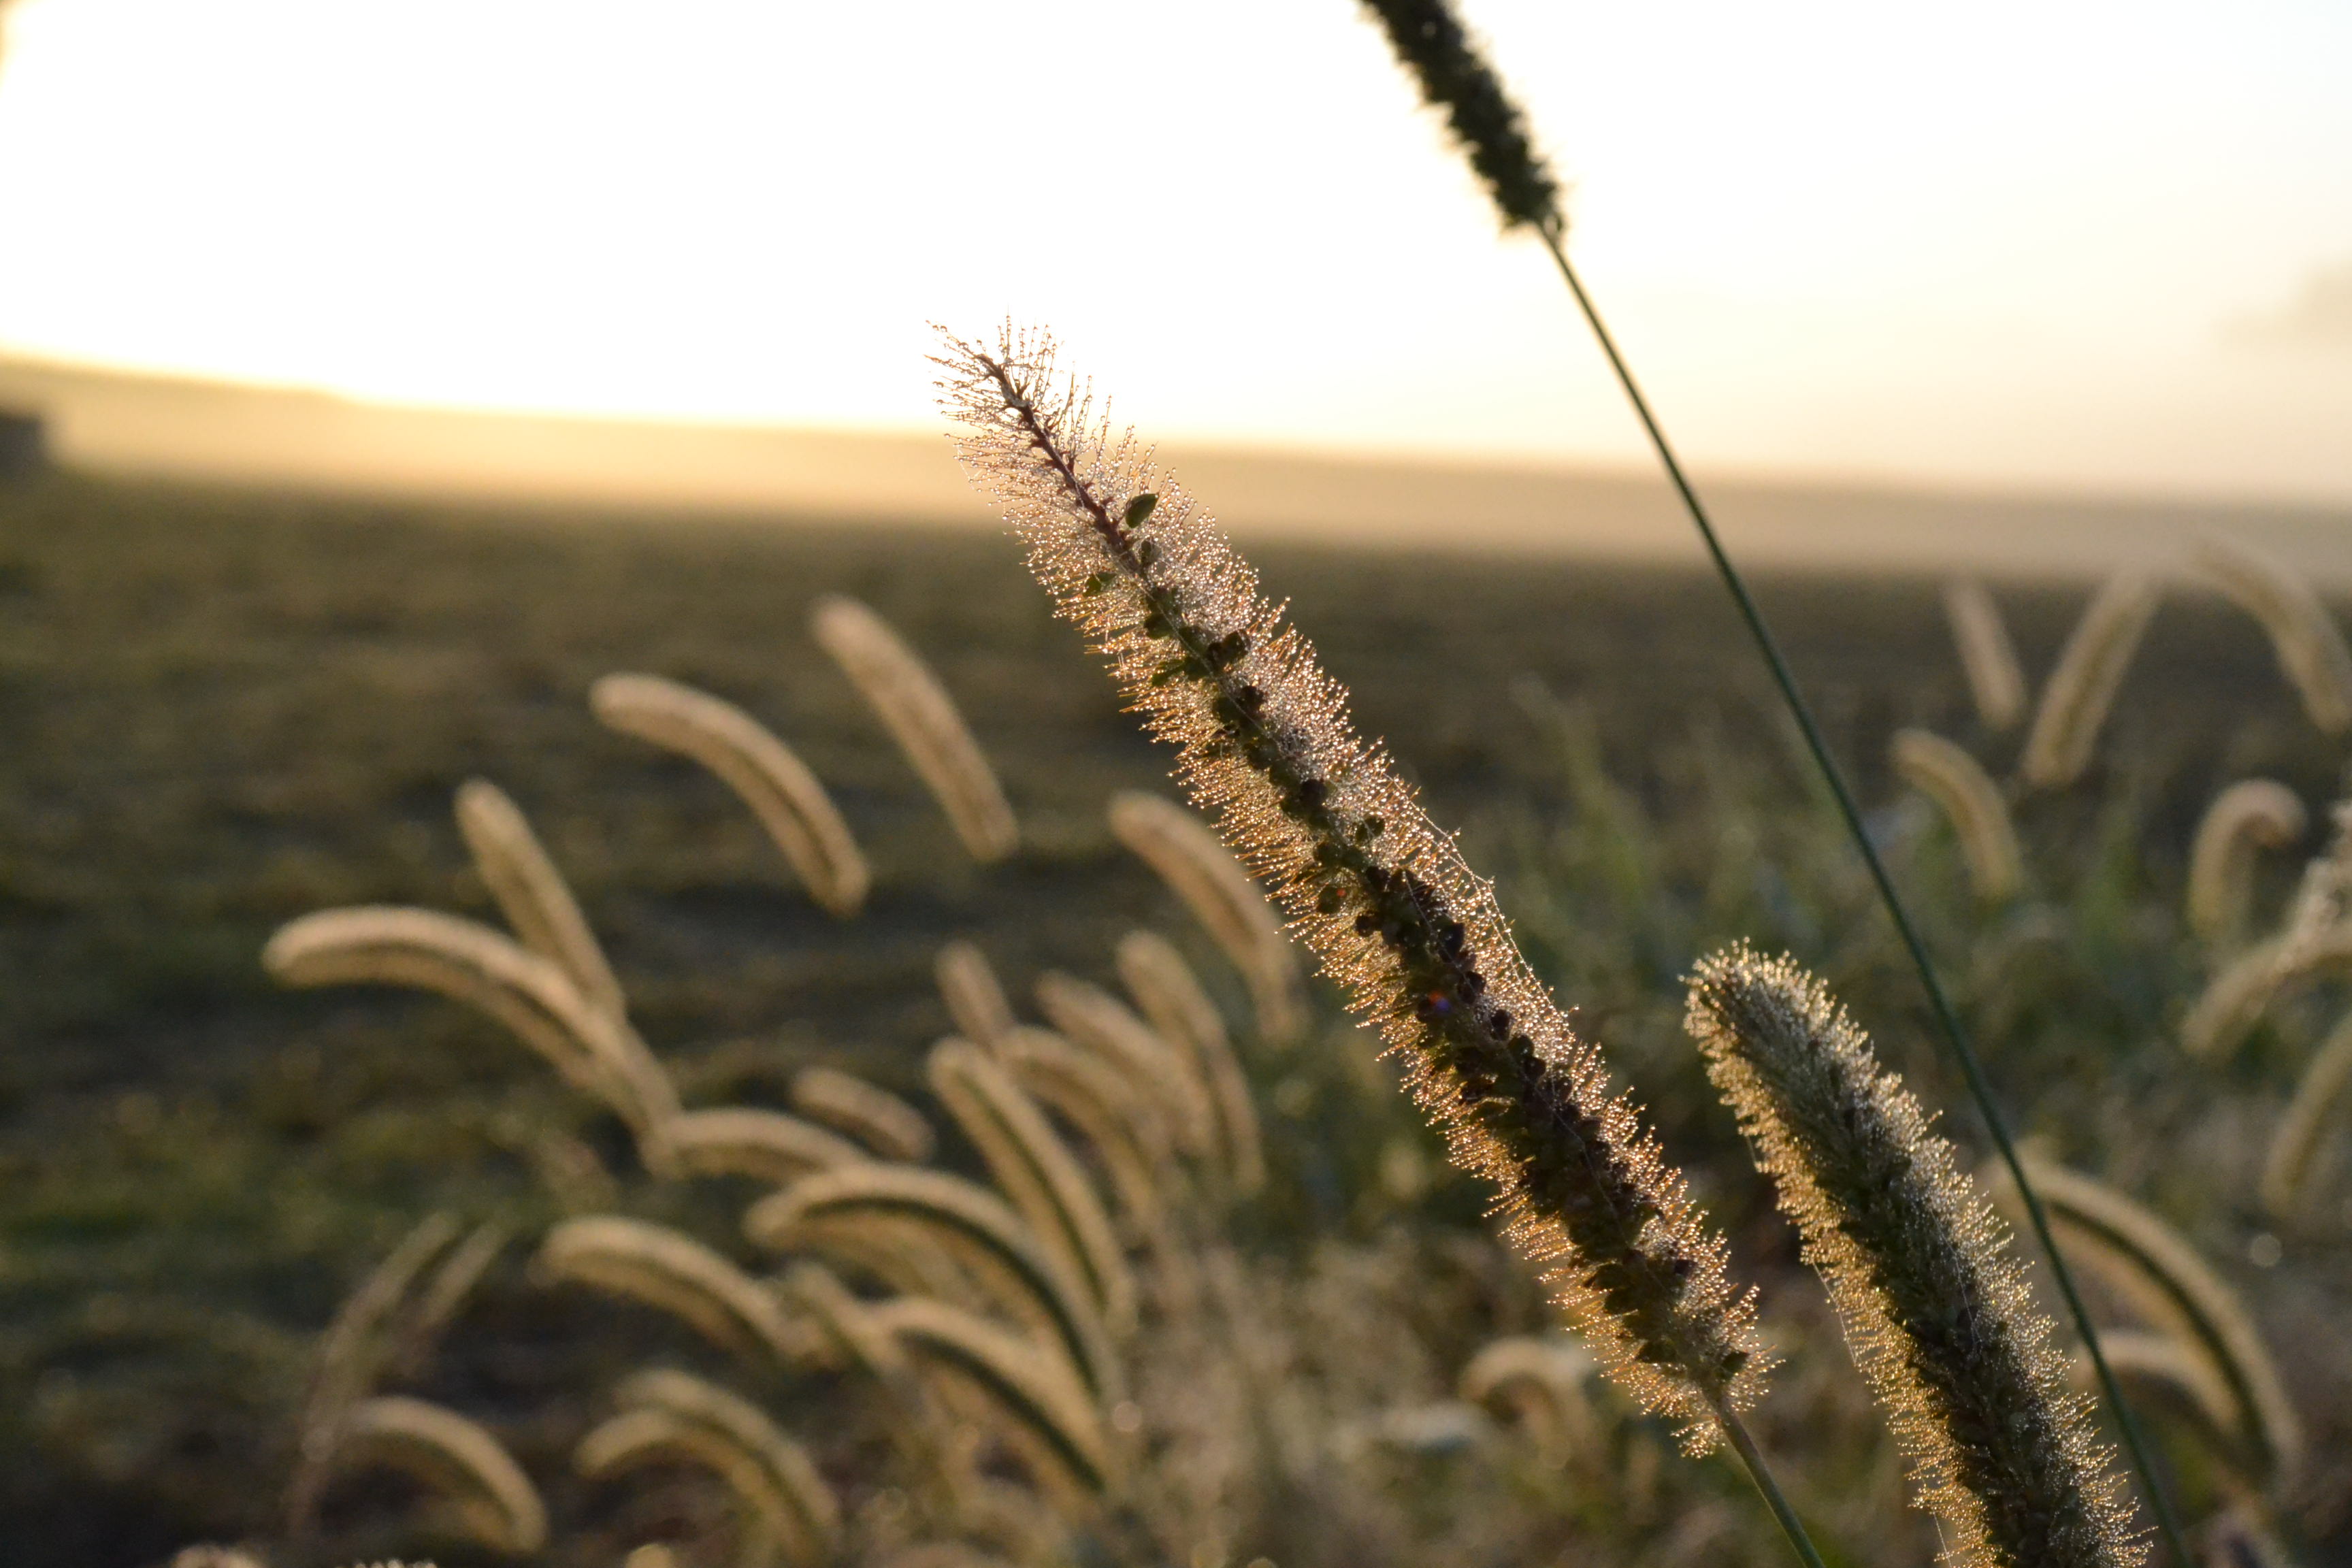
1714,1399,1831,1568
1537,225,2192,1568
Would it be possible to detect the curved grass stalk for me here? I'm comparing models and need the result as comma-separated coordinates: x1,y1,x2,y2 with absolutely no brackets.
2019,572,2163,791
2016,1156,2304,1487
993,1023,1180,1244
2181,925,2352,1061
1686,947,2138,1568
868,1294,1114,1500
2190,536,2352,734
2186,781,2307,952
666,1106,870,1185
1889,729,2023,904
928,1036,1137,1341
535,1215,817,1368
936,939,1019,1050
810,593,1018,862
1107,790,1306,1045
327,1394,547,1554
1034,970,1215,1161
578,1367,840,1568
764,1209,978,1303
1458,1335,1599,1467
745,1162,1118,1402
263,906,681,1174
591,670,870,917
287,1211,464,1537
941,327,1765,1452
791,1065,935,1162
2261,1009,2352,1220
2070,1329,2253,1481
455,777,627,1020
391,1219,509,1379
1116,928,1266,1196
1942,579,2029,732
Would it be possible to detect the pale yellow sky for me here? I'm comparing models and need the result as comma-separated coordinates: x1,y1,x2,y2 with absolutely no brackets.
1,0,2348,502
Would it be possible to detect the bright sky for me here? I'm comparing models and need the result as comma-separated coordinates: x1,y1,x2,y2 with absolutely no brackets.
1,0,2349,501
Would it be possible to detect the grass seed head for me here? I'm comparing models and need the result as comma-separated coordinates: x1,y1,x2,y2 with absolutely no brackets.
1357,0,1562,235
938,324,1765,1448
1686,945,2142,1568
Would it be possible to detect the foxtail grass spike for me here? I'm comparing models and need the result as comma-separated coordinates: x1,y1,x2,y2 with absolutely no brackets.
938,325,1764,1451
289,1212,464,1537
328,1395,548,1555
745,1162,1120,1401
581,1368,840,1568
1115,929,1267,1196
1356,5,2185,1553
2011,1156,2304,1486
2186,781,2307,951
534,1215,818,1368
936,939,1018,1049
264,907,681,1174
811,593,1019,862
992,1024,1179,1245
1943,580,2029,732
2190,536,2352,734
2262,1009,2352,1220
928,1034,1138,1340
1889,729,2024,904
2019,572,2163,791
591,671,870,917
1459,1335,1599,1467
2180,926,2352,1061
1107,791,1307,1045
665,1106,870,1185
792,1065,936,1162
1034,970,1215,1160
868,1294,1115,1500
455,778,627,1020
1356,0,1558,233
392,1220,509,1379
1686,946,2140,1568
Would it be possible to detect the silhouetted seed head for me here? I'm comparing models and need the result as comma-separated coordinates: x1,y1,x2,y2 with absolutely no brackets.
1358,0,1561,235
1686,946,2141,1568
937,324,1763,1448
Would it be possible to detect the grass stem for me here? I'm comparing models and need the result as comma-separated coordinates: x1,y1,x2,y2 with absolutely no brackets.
1714,1400,1831,1568
1537,226,2192,1568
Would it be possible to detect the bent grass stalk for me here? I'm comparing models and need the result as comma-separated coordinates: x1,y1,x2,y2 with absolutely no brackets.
1034,970,1216,1162
2261,1008,2352,1220
792,1064,937,1163
1116,928,1267,1196
1107,790,1307,1046
329,1394,548,1555
811,593,1019,863
938,327,1767,1458
664,1105,871,1184
534,1215,817,1368
1686,946,2139,1568
2019,572,2163,791
585,1368,840,1568
936,938,1019,1050
2186,781,2308,952
1943,580,2029,733
1889,728,2023,904
2190,536,2352,735
992,1025,1179,1245
746,1162,1120,1403
455,777,627,1021
591,671,870,917
1348,1,2191,1546
391,1220,509,1379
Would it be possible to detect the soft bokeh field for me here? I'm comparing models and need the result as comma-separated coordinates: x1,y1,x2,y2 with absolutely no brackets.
0,475,2345,1567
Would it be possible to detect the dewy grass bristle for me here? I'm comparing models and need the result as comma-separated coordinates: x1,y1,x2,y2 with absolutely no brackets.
937,324,1765,1448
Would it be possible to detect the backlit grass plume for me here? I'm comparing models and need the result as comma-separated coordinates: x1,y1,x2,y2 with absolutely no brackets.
1942,580,2028,733
1108,791,1307,1045
1685,946,2139,1568
2019,570,2161,791
2186,780,2307,952
324,1395,547,1556
937,324,1764,1449
811,593,1019,862
1889,728,2023,904
791,1064,937,1163
2190,536,2352,735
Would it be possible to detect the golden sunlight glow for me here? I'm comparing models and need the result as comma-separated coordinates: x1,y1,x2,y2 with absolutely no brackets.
1,0,2349,500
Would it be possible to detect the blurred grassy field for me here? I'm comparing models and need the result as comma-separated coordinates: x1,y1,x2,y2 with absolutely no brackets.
1,474,2346,1567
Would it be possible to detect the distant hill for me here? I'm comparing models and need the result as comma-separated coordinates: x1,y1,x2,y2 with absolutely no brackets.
4,353,2349,581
